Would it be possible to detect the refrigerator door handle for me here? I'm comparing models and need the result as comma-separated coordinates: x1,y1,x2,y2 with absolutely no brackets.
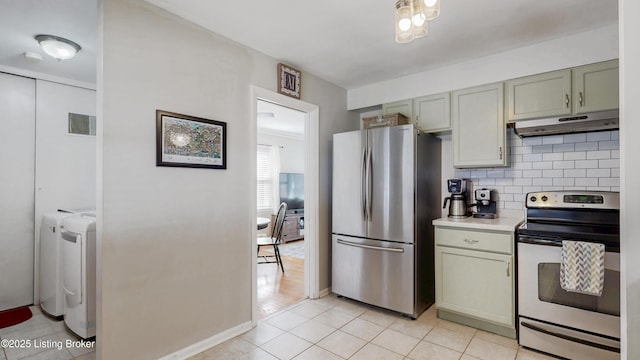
367,147,373,221
361,147,368,221
337,239,404,253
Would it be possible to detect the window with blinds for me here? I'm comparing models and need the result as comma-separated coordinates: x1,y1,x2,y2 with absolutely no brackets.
257,145,273,211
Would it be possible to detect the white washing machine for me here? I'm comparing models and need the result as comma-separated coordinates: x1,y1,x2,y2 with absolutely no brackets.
39,209,82,317
61,213,96,339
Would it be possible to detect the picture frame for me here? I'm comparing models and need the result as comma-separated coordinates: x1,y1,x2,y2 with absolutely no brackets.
156,110,227,169
277,63,301,99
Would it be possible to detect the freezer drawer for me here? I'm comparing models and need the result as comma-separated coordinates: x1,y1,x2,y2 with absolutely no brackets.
332,234,415,315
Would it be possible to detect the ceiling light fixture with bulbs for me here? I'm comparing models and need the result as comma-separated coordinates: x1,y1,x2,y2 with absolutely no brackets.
35,35,81,60
395,0,440,44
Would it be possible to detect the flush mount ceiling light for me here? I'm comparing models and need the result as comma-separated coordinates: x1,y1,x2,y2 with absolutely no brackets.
35,35,81,60
395,0,440,44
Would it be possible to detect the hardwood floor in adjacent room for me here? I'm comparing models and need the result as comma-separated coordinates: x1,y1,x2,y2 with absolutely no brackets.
257,253,305,320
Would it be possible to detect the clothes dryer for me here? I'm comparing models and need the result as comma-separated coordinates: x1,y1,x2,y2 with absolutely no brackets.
40,210,78,317
61,213,96,338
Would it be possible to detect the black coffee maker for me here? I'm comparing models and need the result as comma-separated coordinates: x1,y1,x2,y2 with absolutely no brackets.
443,178,471,218
472,188,497,219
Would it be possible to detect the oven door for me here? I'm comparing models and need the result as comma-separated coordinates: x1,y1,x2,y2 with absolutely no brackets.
517,241,620,339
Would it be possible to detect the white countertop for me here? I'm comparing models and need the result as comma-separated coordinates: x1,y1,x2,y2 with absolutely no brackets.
433,215,524,232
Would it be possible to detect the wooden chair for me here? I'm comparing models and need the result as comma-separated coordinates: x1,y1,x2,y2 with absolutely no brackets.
257,202,287,272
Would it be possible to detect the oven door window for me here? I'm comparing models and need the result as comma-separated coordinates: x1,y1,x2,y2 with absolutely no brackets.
538,263,619,316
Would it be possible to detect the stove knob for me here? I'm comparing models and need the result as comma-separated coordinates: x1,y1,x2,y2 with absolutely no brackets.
529,196,537,202
541,195,548,202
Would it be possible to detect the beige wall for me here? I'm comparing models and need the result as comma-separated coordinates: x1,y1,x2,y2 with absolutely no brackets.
99,0,352,358
620,0,639,358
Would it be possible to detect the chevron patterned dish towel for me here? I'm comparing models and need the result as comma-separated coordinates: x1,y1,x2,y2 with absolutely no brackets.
560,240,605,296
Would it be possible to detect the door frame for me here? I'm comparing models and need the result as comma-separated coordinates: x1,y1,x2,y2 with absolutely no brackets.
250,85,320,325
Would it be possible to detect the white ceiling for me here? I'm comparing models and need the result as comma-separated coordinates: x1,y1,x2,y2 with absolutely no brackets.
0,0,618,91
258,100,306,136
0,0,97,84
145,0,618,89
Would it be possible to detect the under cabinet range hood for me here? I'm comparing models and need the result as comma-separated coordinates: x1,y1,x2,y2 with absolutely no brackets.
514,110,619,137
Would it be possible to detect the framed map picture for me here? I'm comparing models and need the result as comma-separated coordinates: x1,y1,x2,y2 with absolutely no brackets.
277,63,301,99
156,110,226,169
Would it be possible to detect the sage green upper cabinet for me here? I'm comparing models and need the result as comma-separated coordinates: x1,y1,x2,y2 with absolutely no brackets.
382,99,413,121
452,82,507,168
573,59,619,114
506,69,572,122
414,92,451,132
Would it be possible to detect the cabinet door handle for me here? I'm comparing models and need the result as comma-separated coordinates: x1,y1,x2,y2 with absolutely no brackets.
464,239,479,244
565,94,570,108
506,261,511,277
499,146,503,160
579,92,584,107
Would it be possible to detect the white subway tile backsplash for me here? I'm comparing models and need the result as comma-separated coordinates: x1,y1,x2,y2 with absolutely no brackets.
504,186,523,194
575,160,599,168
457,130,619,212
612,168,620,177
575,142,599,151
532,161,554,170
522,170,542,178
553,143,575,152
611,131,619,141
599,178,620,187
504,170,522,178
563,133,587,143
513,162,533,170
564,169,586,178
478,178,497,185
532,145,554,154
533,178,553,186
543,169,564,178
587,168,611,178
523,153,543,162
523,137,543,146
599,140,619,150
553,160,575,169
514,178,533,186
495,178,513,186
599,159,619,168
505,202,524,210
576,178,598,187
586,150,611,160
553,177,575,186
543,153,564,161
543,135,564,145
564,152,586,160
587,132,611,142
486,170,505,178
471,170,487,178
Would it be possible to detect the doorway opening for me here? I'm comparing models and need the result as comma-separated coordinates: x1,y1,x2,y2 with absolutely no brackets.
251,86,319,324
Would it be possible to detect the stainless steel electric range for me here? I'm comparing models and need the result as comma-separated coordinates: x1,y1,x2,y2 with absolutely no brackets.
517,191,620,360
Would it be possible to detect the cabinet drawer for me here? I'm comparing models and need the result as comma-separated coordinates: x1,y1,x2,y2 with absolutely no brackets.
435,227,513,254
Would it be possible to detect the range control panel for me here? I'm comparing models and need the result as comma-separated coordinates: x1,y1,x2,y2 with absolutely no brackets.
525,191,619,210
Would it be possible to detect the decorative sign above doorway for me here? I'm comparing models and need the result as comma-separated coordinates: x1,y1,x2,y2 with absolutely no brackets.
277,63,301,99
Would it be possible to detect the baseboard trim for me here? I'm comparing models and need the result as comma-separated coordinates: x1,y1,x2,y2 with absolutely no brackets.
158,321,253,360
318,287,332,298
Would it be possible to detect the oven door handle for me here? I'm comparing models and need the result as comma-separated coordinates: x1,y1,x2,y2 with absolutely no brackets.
520,321,620,353
518,238,562,247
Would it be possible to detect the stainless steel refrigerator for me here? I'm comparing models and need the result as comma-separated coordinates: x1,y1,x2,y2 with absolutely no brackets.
331,124,441,318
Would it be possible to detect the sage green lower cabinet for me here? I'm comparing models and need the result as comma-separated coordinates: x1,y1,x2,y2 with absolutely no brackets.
435,226,516,338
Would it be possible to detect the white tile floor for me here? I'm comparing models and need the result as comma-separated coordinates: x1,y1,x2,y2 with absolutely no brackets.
190,294,558,360
0,306,95,360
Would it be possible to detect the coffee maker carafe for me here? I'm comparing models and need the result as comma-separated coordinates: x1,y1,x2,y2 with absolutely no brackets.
443,178,470,218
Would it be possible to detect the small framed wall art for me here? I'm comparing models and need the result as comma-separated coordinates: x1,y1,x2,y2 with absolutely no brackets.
156,110,226,169
277,63,301,99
